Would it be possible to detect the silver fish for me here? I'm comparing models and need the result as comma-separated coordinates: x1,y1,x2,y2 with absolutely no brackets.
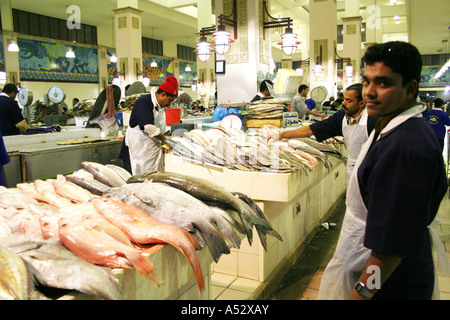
105,164,132,183
81,162,126,188
9,240,123,300
133,171,280,250
66,170,109,195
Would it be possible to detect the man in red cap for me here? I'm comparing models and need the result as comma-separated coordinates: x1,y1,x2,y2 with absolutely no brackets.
124,76,178,174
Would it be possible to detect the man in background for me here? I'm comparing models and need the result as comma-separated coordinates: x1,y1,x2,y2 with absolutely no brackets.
0,83,29,136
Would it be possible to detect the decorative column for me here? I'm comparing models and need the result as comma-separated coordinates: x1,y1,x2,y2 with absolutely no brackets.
341,0,362,85
113,0,143,94
0,3,20,85
215,0,272,104
309,0,337,98
197,0,215,107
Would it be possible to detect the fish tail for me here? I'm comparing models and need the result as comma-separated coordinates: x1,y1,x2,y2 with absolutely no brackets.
125,251,163,287
177,235,205,292
193,224,230,263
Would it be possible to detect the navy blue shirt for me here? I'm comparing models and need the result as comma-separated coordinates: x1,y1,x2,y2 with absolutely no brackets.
0,95,24,136
358,116,448,299
309,110,377,142
0,131,10,186
129,94,157,130
425,109,450,139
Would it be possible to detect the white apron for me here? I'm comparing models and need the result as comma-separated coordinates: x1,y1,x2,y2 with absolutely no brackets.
125,93,166,175
318,103,448,300
342,110,369,184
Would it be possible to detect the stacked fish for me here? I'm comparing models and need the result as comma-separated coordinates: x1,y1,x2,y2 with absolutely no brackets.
0,161,282,299
119,93,147,111
241,98,291,120
73,99,96,117
167,125,345,174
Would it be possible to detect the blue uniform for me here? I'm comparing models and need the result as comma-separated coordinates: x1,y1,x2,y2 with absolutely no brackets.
0,131,10,186
0,95,24,136
358,116,448,299
425,108,450,148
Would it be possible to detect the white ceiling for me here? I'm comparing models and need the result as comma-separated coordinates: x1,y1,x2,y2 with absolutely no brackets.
1,0,449,59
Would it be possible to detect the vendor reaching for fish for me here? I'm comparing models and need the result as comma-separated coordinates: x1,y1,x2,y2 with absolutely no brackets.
124,76,179,175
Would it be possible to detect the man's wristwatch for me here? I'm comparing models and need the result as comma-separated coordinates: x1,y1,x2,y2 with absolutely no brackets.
354,282,374,299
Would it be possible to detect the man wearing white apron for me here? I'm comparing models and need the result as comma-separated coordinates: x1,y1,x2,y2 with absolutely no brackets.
319,41,448,300
125,76,178,175
270,83,377,183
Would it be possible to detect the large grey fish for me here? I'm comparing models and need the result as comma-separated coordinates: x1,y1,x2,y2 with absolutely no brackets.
7,239,123,300
299,138,347,163
103,183,231,263
129,171,280,250
81,162,126,187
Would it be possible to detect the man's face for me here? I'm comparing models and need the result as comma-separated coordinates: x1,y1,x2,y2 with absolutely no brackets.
158,92,176,108
300,88,309,98
342,89,364,118
362,61,417,118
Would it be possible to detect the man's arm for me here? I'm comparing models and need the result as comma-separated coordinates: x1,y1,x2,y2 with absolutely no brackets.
279,126,314,140
348,250,403,300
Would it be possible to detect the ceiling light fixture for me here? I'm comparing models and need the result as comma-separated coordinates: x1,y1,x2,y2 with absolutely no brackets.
262,0,300,56
195,0,237,60
150,60,158,68
185,64,191,72
110,54,117,63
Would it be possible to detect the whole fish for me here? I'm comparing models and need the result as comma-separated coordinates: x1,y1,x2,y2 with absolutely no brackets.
105,164,132,182
91,198,205,292
131,171,279,249
9,240,122,300
0,244,35,300
81,162,126,187
102,184,231,263
0,188,39,210
52,175,96,203
65,170,109,195
58,218,163,287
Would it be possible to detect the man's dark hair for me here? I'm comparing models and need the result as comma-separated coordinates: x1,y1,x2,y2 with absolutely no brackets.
2,83,18,94
298,84,309,93
157,88,177,98
346,83,363,101
260,80,273,92
363,41,422,97
434,98,444,108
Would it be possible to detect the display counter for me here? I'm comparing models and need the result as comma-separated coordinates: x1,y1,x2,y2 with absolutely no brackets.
165,152,347,299
3,128,123,183
181,115,213,125
60,243,214,300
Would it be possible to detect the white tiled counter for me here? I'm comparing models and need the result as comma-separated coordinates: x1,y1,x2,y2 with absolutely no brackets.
165,152,347,299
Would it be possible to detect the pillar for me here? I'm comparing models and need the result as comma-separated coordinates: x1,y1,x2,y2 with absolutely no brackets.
0,4,20,85
309,0,338,99
197,0,215,107
342,16,362,85
113,0,143,95
215,0,272,104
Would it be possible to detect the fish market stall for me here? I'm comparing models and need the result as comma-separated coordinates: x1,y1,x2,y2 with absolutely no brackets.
3,128,123,182
1,161,275,300
164,125,347,299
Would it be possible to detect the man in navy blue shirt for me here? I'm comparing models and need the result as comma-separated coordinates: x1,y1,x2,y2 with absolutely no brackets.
250,80,273,103
0,130,10,186
347,41,448,300
0,83,29,136
425,98,450,150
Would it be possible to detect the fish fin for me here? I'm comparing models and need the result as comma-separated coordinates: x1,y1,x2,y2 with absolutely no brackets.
124,251,163,287
192,224,230,263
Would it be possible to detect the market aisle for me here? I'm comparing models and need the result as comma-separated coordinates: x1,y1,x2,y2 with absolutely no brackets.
300,190,450,300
